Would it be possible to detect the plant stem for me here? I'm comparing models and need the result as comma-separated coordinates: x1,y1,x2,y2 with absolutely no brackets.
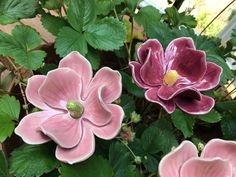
19,82,29,115
127,17,134,63
62,3,67,15
173,0,185,10
117,138,136,159
6,57,17,71
200,0,236,35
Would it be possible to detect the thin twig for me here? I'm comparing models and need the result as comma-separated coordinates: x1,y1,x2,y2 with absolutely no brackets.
6,57,17,71
200,0,236,35
62,3,67,15
19,82,29,115
117,138,136,159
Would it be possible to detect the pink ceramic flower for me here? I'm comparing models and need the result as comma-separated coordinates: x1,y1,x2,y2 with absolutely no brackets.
130,38,222,114
15,51,124,164
159,139,236,177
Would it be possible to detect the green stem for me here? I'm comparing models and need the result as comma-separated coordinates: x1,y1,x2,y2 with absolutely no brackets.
200,0,236,35
127,17,134,62
118,138,136,159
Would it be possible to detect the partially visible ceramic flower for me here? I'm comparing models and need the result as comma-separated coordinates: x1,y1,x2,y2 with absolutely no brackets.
15,51,124,164
130,38,222,114
159,139,236,177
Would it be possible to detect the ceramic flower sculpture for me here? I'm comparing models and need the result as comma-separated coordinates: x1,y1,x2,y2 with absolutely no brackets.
130,37,222,114
15,51,124,164
159,139,236,177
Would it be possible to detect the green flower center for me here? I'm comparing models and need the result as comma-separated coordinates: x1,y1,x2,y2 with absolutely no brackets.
66,100,84,119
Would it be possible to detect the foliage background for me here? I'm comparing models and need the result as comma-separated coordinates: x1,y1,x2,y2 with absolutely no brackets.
0,0,236,177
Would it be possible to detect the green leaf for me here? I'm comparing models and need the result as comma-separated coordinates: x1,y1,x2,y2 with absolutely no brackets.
60,155,113,177
40,0,63,10
0,151,10,177
0,25,46,70
221,113,236,140
38,63,57,74
12,24,42,50
216,100,236,113
134,6,161,34
14,50,46,70
164,7,196,28
0,32,21,56
231,29,236,46
216,100,236,139
120,71,144,97
67,0,96,32
109,142,135,177
0,96,19,142
171,109,196,138
0,95,20,121
96,0,124,15
0,117,15,143
55,27,88,57
85,17,126,51
179,12,197,28
141,124,178,154
41,13,68,36
10,143,60,177
206,54,233,84
164,7,180,27
120,94,135,117
142,154,158,173
86,49,101,70
146,21,174,48
0,0,38,25
197,109,222,123
125,0,140,13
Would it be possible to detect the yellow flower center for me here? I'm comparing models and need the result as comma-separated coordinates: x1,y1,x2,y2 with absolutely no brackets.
163,70,179,86
66,100,84,119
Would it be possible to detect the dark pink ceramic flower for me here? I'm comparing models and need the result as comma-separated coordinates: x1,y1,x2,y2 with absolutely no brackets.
159,139,236,177
15,51,124,164
130,38,222,114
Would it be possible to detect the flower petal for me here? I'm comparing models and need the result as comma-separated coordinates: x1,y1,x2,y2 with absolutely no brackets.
139,40,164,86
145,88,175,113
201,139,236,175
129,61,149,89
56,126,95,164
85,104,124,139
180,158,232,177
175,94,214,115
157,78,192,100
158,141,198,177
170,48,207,83
176,88,202,100
83,87,112,126
26,75,49,110
86,67,122,103
40,114,82,148
39,68,82,110
137,39,164,64
15,111,56,144
195,62,222,91
165,37,195,65
59,51,93,94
